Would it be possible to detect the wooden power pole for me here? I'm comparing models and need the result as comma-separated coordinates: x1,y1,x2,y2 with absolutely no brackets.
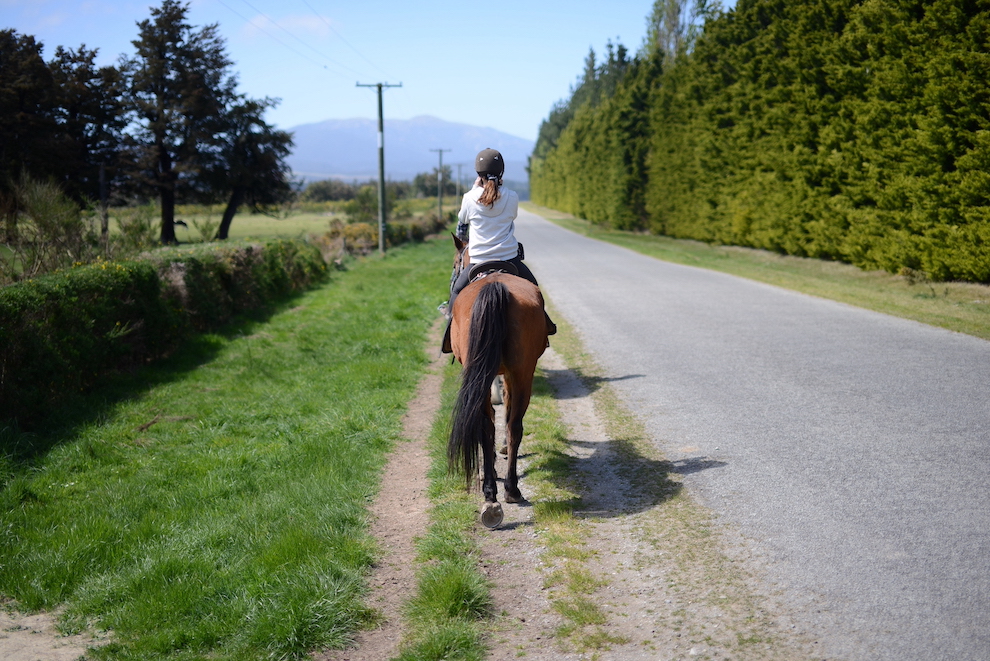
357,81,402,253
430,148,452,226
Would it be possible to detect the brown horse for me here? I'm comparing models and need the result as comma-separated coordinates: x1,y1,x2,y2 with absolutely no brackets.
447,236,549,527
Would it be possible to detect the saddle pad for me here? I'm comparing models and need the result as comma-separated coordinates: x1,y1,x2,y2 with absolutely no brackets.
468,260,519,282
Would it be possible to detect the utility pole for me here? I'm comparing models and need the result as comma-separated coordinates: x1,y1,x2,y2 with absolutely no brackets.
456,163,463,197
430,148,452,225
356,81,402,253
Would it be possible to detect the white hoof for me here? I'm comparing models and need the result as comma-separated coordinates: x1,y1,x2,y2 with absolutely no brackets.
480,501,504,528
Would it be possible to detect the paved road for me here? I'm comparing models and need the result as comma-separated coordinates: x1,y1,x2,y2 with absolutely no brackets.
516,209,990,661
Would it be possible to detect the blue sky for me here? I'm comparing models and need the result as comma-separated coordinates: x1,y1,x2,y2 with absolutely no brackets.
2,0,660,141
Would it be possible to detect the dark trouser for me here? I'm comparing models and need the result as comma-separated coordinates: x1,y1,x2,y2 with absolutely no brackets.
447,256,538,316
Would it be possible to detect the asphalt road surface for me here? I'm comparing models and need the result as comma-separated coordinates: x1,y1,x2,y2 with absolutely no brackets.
516,208,990,661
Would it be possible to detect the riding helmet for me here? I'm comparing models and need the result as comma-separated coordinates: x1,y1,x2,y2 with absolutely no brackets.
475,148,504,178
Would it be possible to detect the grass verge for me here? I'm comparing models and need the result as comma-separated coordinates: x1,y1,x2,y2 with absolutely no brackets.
0,237,450,660
523,376,631,654
540,303,809,659
392,361,492,661
523,202,990,341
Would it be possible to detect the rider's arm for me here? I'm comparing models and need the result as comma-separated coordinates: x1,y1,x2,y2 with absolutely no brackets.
456,196,470,241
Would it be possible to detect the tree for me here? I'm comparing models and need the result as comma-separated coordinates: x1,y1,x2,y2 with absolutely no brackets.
210,97,294,240
642,0,712,64
123,0,237,244
48,44,126,244
303,179,359,202
0,30,58,237
413,166,455,198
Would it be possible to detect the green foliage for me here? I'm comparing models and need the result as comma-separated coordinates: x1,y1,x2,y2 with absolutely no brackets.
0,239,326,429
0,237,450,659
303,178,360,202
532,0,990,283
0,174,101,281
413,166,457,198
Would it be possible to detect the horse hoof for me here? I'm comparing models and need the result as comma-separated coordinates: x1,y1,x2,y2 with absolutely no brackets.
498,444,508,456
505,491,523,504
480,501,504,528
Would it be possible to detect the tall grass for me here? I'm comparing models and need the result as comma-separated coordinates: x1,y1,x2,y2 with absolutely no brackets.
0,237,450,660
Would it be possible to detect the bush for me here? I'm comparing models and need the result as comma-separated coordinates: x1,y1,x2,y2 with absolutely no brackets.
0,238,327,429
315,212,451,257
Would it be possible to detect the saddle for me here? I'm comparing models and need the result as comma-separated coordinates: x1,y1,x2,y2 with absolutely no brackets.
467,260,518,282
442,259,555,355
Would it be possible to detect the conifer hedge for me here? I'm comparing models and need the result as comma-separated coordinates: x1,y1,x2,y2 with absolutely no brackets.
531,0,990,282
0,239,326,428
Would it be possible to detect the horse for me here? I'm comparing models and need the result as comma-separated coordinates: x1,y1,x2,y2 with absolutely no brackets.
446,235,549,528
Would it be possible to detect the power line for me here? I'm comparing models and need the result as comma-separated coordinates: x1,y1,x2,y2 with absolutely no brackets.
298,0,393,79
218,0,367,78
214,0,351,77
234,0,367,77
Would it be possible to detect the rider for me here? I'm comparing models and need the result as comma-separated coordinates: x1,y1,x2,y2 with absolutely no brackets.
442,148,556,353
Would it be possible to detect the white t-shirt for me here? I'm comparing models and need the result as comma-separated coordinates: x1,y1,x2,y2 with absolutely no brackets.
457,184,519,263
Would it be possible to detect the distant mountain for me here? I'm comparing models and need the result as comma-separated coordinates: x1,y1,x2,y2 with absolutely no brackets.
285,115,535,187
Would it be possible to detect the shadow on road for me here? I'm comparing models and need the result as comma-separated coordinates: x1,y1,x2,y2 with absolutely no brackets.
528,364,729,522
541,368,645,400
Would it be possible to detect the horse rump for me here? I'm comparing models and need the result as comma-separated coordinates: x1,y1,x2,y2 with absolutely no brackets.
447,280,509,487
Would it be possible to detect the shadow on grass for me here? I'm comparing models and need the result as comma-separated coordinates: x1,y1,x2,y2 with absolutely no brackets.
0,290,311,481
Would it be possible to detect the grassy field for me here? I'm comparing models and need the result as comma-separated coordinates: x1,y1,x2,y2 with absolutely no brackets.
0,237,451,660
522,203,990,341
171,198,458,243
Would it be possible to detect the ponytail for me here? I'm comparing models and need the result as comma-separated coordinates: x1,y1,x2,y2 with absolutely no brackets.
478,175,501,208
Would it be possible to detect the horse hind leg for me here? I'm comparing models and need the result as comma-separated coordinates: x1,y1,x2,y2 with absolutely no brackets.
502,372,531,504
480,402,499,504
479,403,505,528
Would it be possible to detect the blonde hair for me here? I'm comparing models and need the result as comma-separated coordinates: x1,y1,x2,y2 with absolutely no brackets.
478,176,501,208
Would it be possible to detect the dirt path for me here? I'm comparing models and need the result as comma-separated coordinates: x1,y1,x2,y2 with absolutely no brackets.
315,324,445,661
0,608,105,661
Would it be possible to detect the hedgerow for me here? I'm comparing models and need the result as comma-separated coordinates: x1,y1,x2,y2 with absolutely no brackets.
0,239,326,428
531,0,990,283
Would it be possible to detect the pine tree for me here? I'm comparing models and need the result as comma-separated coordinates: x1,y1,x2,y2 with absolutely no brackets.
123,0,237,243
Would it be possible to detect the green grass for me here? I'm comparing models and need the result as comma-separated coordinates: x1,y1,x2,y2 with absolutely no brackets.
523,202,990,341
0,236,451,660
391,361,493,661
172,198,457,243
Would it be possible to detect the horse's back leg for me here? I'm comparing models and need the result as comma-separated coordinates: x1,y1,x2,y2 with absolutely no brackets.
481,401,499,503
502,369,533,504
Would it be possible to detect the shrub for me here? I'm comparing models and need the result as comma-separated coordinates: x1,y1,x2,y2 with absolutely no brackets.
0,239,327,429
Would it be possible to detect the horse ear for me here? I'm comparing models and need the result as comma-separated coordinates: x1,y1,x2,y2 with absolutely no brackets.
452,233,465,251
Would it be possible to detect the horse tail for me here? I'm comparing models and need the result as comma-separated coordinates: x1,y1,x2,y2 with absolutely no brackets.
448,280,509,487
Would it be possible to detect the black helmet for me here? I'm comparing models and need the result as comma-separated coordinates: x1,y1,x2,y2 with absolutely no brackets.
475,148,504,178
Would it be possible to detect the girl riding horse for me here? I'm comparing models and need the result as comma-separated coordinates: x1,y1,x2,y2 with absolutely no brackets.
442,148,555,353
